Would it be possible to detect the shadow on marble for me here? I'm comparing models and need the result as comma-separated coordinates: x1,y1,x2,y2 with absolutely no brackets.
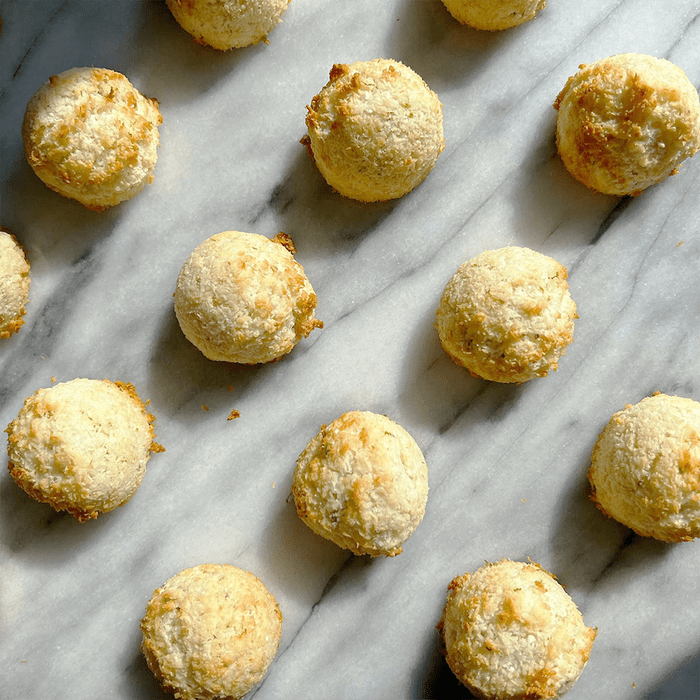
646,650,700,700
385,0,512,90
258,488,353,608
395,300,492,436
550,449,675,595
1,148,122,266
267,144,400,259
120,627,172,700
413,621,478,699
0,470,111,561
131,0,257,105
146,310,266,422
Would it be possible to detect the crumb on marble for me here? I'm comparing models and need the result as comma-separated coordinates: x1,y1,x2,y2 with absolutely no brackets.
677,241,683,247
227,409,241,421
202,404,209,411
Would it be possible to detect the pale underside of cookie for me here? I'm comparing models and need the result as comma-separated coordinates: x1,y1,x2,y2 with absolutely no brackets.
436,246,577,383
589,393,700,542
22,67,162,210
166,0,290,50
441,0,546,31
141,563,282,700
0,229,31,339
292,410,429,557
554,53,700,196
439,560,596,700
174,230,322,364
6,378,162,521
304,58,444,202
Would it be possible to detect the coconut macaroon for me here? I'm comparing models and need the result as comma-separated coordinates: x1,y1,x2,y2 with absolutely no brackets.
6,378,162,521
439,560,596,700
554,53,700,196
589,393,700,543
441,0,546,31
304,58,444,202
166,0,290,49
141,563,283,700
0,228,30,339
436,246,577,384
292,411,429,557
22,67,162,210
174,230,322,364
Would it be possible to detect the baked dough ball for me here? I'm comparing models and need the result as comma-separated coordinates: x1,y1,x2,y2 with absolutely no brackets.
589,393,700,542
292,411,429,557
0,228,30,339
22,67,162,210
439,560,596,699
6,378,162,521
436,246,577,384
304,59,444,202
554,53,700,196
174,231,322,364
166,0,290,49
141,563,282,700
441,0,546,31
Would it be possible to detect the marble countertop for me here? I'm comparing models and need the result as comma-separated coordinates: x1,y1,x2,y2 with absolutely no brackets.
1,1,699,698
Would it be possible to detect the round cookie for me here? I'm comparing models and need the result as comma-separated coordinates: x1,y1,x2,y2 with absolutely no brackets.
439,560,596,699
441,0,546,31
174,231,322,364
22,67,162,210
0,228,30,339
6,378,162,521
436,246,577,383
141,563,282,700
292,411,429,557
166,0,290,49
589,393,700,542
304,58,444,202
554,53,700,196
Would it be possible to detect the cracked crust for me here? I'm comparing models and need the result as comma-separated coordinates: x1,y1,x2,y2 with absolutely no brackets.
305,58,444,202
588,393,700,542
174,230,322,364
141,563,282,700
292,411,429,557
441,0,546,31
554,53,700,196
6,378,163,521
22,67,162,210
0,228,30,339
166,0,290,50
439,560,596,699
436,246,577,383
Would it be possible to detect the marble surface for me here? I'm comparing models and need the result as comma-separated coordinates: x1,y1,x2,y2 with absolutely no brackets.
1,1,700,698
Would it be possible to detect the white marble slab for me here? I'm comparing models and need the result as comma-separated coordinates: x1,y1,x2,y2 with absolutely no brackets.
1,1,699,698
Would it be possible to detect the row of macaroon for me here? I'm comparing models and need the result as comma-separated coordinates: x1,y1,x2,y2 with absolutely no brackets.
5,1,700,698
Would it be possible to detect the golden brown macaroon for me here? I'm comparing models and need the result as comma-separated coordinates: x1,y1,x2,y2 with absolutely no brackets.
436,246,577,383
141,563,283,700
22,67,162,210
166,0,290,49
554,53,700,196
174,230,322,364
6,378,162,521
589,393,700,542
0,228,30,338
439,560,596,700
292,411,429,557
304,58,444,202
441,0,546,31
